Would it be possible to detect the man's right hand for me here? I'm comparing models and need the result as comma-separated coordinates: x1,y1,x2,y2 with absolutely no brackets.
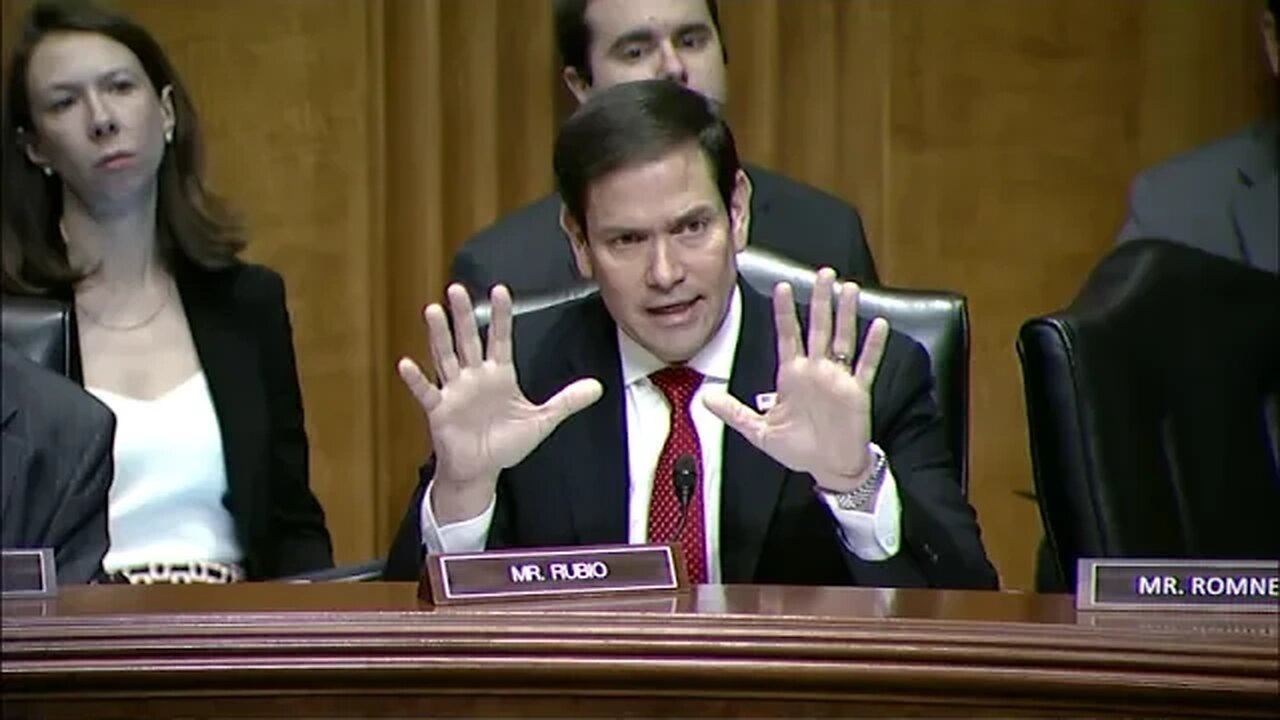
397,284,603,525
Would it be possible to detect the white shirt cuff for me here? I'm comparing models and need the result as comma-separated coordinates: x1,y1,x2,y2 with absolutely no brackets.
821,450,901,561
419,478,495,554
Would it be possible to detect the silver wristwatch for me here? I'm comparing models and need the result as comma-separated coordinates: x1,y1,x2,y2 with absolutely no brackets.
820,444,888,512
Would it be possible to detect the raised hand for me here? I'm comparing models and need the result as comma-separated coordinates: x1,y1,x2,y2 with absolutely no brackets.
398,284,603,523
702,268,888,492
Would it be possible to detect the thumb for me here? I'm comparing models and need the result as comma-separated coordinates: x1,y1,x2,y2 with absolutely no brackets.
702,391,766,448
537,377,604,430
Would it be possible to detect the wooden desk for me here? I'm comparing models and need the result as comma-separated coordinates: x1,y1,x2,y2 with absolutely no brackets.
3,583,1276,717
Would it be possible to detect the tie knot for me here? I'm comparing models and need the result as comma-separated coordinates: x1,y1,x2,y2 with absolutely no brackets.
649,365,703,408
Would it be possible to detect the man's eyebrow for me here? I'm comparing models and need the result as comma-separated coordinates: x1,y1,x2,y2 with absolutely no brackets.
673,22,712,36
609,28,657,50
668,205,717,229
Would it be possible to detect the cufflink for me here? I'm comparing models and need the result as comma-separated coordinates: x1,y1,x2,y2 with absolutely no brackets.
754,392,777,411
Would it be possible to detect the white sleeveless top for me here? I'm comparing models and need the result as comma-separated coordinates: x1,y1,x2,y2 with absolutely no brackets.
89,372,244,572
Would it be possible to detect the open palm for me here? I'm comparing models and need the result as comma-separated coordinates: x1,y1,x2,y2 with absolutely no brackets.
704,270,887,492
399,284,601,495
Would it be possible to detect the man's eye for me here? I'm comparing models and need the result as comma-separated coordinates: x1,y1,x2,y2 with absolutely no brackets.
677,218,708,235
612,233,644,246
678,31,709,49
618,43,649,62
48,97,74,112
110,79,136,93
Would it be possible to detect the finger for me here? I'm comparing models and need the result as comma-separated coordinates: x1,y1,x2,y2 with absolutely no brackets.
425,303,460,383
853,317,891,390
702,391,768,449
397,357,442,414
448,284,484,368
829,281,861,363
806,268,838,359
773,282,801,362
537,378,604,432
486,284,514,364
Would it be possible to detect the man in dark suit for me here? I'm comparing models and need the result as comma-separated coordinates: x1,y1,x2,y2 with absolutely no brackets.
1,343,114,584
449,0,879,301
1116,0,1278,274
385,80,995,589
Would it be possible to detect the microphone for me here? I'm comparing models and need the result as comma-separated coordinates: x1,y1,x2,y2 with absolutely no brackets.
671,454,698,540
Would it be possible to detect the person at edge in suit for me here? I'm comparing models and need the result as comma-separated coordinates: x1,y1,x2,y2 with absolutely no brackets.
1116,0,1278,273
449,0,881,303
383,80,997,590
1,343,114,585
0,0,333,584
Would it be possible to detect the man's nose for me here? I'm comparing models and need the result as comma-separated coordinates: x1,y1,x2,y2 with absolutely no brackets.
646,237,685,289
657,41,689,85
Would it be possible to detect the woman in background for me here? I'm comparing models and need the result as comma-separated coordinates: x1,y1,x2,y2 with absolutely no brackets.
1,0,333,582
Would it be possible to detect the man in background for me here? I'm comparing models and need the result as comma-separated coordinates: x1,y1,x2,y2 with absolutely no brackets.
450,0,880,301
1,344,114,584
1116,0,1278,273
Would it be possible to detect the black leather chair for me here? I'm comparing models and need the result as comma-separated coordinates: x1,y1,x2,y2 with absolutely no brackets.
1018,239,1280,591
1,295,80,381
472,246,972,496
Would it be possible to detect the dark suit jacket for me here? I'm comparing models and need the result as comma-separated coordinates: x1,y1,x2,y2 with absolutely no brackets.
451,164,880,300
385,282,996,589
156,261,333,579
1119,122,1278,273
1,343,114,584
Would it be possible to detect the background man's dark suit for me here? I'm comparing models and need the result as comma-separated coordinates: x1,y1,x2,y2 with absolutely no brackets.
1,343,114,584
1118,122,1278,273
385,282,996,590
167,262,334,579
450,165,881,300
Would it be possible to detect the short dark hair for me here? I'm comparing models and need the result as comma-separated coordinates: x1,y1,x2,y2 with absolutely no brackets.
553,0,727,85
553,78,740,234
1270,0,1278,17
2,0,244,294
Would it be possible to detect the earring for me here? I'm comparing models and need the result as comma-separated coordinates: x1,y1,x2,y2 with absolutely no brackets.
164,127,174,144
41,165,53,177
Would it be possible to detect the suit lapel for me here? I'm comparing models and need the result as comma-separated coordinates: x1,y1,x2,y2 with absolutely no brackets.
1233,173,1279,273
720,283,788,583
0,391,26,522
556,299,630,545
176,269,259,520
1232,122,1279,273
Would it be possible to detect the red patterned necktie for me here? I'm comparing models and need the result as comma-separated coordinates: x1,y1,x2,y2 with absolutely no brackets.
647,366,708,584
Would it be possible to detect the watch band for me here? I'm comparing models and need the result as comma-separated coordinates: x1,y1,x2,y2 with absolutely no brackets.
821,444,888,512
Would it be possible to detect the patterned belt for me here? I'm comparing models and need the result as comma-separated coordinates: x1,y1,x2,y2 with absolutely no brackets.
106,560,246,585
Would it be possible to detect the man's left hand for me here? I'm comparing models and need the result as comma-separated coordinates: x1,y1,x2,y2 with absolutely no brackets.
703,268,889,492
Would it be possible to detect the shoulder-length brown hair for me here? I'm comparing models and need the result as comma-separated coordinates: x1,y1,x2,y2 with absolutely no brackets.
1,0,245,295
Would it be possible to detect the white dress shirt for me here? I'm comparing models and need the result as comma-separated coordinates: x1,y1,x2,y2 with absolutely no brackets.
421,287,902,574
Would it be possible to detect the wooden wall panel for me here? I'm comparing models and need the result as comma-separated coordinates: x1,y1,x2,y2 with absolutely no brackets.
3,0,1269,588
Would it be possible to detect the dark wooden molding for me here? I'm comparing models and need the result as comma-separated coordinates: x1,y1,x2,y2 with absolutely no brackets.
3,583,1276,717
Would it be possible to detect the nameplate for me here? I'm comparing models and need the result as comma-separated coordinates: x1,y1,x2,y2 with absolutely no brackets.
1,548,58,598
1076,559,1279,612
419,543,688,605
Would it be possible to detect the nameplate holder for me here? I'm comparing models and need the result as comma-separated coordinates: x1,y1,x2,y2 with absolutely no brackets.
419,543,689,606
1,548,58,598
1076,558,1279,613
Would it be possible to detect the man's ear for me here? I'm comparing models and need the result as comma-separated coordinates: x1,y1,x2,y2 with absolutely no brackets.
560,204,595,280
729,168,753,253
562,65,592,105
1263,10,1279,77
